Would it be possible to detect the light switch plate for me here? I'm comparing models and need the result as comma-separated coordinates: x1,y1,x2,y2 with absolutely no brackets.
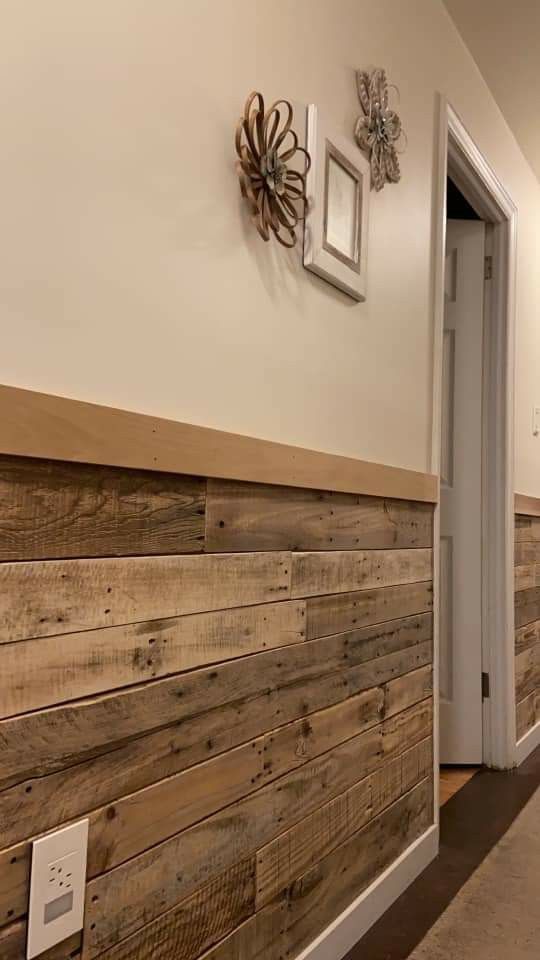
27,820,88,959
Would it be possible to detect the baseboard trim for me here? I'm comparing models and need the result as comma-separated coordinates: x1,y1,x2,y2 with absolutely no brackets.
294,823,439,960
516,719,540,765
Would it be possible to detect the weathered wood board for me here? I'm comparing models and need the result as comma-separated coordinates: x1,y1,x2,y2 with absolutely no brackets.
0,453,434,960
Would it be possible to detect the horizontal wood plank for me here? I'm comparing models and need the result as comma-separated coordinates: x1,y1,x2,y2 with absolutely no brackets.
515,620,540,655
206,480,433,552
515,541,539,566
83,723,385,956
0,622,431,790
87,860,255,960
282,778,432,960
307,580,433,640
0,552,291,644
515,586,540,629
0,688,383,924
255,736,432,907
515,645,540,703
291,549,432,599
515,495,540,518
87,687,383,877
515,515,540,541
0,384,438,503
202,779,432,960
0,456,205,562
0,600,306,718
516,693,536,741
383,664,433,719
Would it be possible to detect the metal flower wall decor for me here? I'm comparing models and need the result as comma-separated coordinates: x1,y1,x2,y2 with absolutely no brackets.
235,91,310,248
354,68,405,191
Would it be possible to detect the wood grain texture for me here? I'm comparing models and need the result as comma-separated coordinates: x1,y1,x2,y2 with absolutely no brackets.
0,688,383,925
0,455,205,562
291,548,432,599
206,480,433,552
201,779,431,960
0,384,438,503
83,723,385,956
306,580,433,639
515,512,540,742
0,451,436,959
0,624,431,791
515,620,540,655
515,515,540,541
516,693,536,741
0,921,80,960
515,586,540,629
383,664,433,719
255,736,432,907
0,551,291,644
89,860,255,960
0,600,306,718
87,687,383,878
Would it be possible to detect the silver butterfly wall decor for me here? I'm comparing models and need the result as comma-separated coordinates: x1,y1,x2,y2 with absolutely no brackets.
354,67,405,191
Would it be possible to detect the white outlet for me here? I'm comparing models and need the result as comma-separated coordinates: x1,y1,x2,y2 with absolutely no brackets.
27,820,88,959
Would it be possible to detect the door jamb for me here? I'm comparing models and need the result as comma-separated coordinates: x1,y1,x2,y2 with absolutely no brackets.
431,97,517,805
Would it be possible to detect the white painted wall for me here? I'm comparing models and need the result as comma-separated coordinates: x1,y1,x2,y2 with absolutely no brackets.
1,1,539,488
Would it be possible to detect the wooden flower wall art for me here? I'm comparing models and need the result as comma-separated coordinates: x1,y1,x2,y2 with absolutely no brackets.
354,67,405,191
235,91,311,248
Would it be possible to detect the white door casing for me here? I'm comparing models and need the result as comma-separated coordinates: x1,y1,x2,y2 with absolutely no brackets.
439,219,485,764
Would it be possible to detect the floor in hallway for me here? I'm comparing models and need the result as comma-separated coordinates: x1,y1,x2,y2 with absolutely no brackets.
345,745,540,960
439,765,480,806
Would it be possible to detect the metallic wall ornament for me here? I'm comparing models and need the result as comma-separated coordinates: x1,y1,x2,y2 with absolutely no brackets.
235,91,310,248
354,68,405,191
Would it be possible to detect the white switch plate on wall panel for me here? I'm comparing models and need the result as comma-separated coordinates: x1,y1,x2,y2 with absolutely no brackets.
27,820,88,959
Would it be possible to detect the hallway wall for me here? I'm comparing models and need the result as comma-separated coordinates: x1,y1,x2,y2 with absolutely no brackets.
1,1,540,492
0,453,434,960
515,510,540,740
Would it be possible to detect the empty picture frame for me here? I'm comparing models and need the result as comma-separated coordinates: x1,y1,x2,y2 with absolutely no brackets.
303,105,370,301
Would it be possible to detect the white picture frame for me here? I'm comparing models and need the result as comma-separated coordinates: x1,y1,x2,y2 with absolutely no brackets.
303,104,370,301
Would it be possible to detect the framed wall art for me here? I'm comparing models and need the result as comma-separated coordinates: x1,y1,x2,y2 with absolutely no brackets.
303,105,370,301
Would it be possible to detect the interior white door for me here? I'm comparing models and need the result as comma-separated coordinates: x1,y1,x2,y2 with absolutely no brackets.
440,219,485,764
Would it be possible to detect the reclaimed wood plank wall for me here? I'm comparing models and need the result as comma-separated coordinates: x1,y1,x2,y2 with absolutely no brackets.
515,511,540,740
0,455,434,960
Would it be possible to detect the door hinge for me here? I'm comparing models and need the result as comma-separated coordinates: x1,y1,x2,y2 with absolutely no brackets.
482,671,490,699
484,255,493,280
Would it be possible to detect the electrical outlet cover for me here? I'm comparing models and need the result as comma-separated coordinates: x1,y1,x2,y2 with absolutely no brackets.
27,820,89,959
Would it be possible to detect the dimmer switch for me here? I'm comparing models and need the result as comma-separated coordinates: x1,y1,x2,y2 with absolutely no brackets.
27,820,88,959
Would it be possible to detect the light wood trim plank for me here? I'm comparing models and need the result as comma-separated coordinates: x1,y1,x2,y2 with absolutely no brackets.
206,480,433,552
0,385,438,502
515,493,540,518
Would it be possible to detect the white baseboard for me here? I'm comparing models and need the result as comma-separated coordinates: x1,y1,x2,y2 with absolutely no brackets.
516,719,540,766
294,823,439,960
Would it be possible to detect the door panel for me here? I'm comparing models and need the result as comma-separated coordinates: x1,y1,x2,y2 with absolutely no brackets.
440,219,484,764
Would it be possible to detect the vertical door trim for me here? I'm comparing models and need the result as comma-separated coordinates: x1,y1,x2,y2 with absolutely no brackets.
431,96,517,781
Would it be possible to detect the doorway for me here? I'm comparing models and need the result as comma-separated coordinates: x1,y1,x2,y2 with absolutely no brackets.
431,100,517,814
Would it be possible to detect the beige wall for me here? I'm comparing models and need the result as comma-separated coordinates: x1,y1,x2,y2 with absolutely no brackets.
1,0,539,489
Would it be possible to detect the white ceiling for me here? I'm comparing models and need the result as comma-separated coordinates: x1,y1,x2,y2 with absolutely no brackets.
443,0,540,181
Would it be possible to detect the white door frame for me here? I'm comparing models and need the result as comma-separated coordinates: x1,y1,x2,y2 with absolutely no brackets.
431,97,517,795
